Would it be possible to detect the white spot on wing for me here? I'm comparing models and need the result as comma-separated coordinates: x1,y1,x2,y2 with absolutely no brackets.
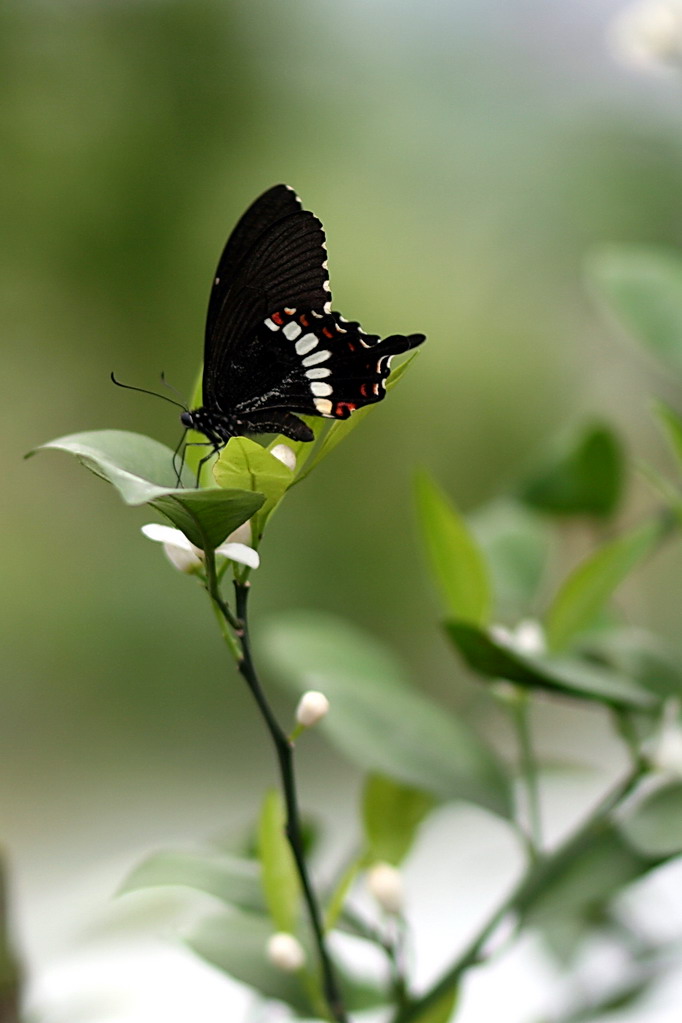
264,318,279,332
295,333,318,356
311,310,323,319
284,307,296,315
311,381,333,397
302,349,330,367
306,366,331,379
283,321,302,340
314,398,333,415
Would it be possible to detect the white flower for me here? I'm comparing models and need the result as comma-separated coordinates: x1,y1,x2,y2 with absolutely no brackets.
609,0,682,72
295,690,330,728
141,523,259,573
366,862,405,915
651,700,682,776
270,443,297,471
490,619,546,657
266,932,306,972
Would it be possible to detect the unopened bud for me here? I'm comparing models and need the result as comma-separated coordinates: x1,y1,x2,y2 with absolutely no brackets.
295,691,330,728
270,444,297,471
266,932,306,972
366,862,404,915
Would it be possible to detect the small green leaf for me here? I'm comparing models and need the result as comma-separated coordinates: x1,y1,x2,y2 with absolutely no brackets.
262,612,511,816
362,775,435,865
258,790,300,933
214,436,293,538
31,430,265,549
519,422,625,519
415,470,492,624
587,245,682,374
583,628,682,699
118,850,264,914
446,621,657,710
619,781,682,857
410,988,458,1023
324,856,365,933
545,520,661,652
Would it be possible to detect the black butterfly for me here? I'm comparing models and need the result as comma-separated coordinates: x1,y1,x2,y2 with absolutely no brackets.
181,184,426,450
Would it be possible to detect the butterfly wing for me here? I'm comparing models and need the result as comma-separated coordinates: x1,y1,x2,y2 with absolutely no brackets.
203,185,330,410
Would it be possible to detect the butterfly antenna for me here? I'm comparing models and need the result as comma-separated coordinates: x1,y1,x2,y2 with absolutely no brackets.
160,372,189,410
110,372,187,411
173,428,189,487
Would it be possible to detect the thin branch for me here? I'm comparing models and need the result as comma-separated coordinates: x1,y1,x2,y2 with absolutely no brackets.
205,560,348,1023
390,764,646,1023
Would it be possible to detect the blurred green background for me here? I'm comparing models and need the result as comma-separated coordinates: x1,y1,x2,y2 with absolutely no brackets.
4,0,682,1015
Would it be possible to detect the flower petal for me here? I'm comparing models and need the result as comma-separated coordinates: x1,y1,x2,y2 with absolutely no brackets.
141,523,195,552
216,541,260,569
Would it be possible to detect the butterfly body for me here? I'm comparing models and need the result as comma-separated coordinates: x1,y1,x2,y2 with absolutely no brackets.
184,185,425,450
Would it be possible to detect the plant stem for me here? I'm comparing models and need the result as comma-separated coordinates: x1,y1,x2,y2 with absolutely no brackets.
219,574,348,1023
511,688,542,862
390,764,645,1023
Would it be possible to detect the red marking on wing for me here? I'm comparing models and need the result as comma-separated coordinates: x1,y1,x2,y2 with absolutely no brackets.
322,327,334,339
334,402,357,417
299,314,309,327
360,383,369,398
271,311,284,325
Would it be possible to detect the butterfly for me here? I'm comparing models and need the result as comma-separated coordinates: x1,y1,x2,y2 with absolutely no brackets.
180,184,426,452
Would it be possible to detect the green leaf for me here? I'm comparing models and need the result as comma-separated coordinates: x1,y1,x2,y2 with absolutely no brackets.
519,422,625,519
362,775,435,865
582,628,682,700
185,909,310,1013
31,430,264,549
655,399,682,472
445,621,657,710
410,988,458,1023
186,908,386,1014
471,499,550,616
415,470,492,624
261,611,511,817
587,245,682,374
517,822,658,926
545,520,661,652
324,856,365,933
258,790,300,933
619,781,682,857
118,850,264,914
214,436,293,539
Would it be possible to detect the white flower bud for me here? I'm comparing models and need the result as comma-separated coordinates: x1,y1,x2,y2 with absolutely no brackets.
609,0,682,71
490,619,545,656
270,443,297,471
266,932,306,972
295,690,330,728
366,862,405,915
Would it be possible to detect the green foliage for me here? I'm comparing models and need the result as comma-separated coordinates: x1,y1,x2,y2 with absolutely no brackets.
119,849,265,913
362,774,435,865
409,988,458,1023
415,469,492,624
258,790,301,933
519,422,625,519
545,519,662,652
32,430,264,549
445,621,657,710
517,822,659,926
471,500,550,617
214,436,294,541
262,611,511,816
588,245,682,374
619,781,682,856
